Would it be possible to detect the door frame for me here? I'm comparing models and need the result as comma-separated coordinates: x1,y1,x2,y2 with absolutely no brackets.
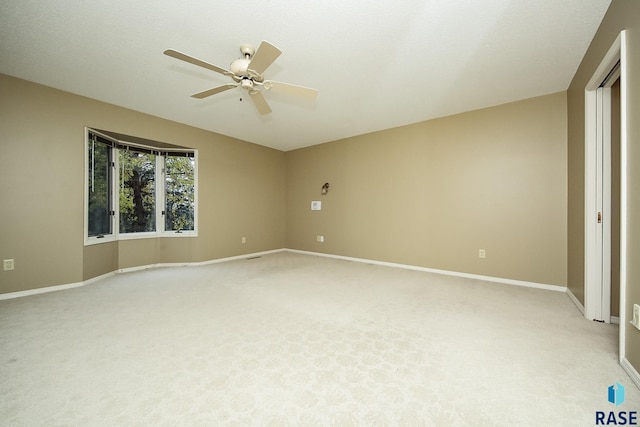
584,31,627,359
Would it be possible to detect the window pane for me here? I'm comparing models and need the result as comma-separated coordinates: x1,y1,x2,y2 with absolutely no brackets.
87,139,112,237
119,150,156,233
165,155,195,231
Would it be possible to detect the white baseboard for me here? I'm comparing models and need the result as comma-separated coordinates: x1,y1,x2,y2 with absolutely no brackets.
0,249,285,300
566,287,585,315
565,287,621,324
0,281,85,300
0,248,566,300
621,357,640,390
115,251,285,274
188,249,285,266
284,249,566,292
116,265,158,274
0,271,117,300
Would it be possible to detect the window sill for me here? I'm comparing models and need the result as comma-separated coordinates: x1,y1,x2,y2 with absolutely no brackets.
84,231,197,246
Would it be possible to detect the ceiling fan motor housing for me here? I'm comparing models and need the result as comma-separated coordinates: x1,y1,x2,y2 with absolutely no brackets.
230,58,250,77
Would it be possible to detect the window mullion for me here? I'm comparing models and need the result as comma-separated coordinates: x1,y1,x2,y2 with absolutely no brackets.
113,147,120,239
156,153,165,234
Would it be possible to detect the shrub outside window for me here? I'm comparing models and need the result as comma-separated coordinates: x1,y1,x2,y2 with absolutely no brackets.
164,154,196,232
119,149,156,234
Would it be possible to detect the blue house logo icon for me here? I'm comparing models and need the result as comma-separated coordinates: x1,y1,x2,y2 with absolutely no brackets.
609,382,625,406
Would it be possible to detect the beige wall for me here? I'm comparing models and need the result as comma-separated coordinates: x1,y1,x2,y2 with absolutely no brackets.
286,92,568,286
2,73,567,294
626,24,640,371
567,0,640,367
0,74,286,293
567,0,639,306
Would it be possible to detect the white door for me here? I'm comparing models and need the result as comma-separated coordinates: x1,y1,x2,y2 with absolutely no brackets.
584,35,622,325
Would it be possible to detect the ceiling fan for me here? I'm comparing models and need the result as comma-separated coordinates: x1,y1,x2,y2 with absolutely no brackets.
164,41,318,115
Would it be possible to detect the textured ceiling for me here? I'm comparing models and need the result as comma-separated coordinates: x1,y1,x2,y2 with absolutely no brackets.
0,0,611,151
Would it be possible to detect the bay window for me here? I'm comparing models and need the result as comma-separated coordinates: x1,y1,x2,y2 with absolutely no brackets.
85,128,197,244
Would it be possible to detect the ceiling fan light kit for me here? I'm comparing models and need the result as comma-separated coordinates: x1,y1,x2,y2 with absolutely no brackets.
164,41,318,115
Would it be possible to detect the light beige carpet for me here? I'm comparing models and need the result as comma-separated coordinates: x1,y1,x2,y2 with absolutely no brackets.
0,251,636,426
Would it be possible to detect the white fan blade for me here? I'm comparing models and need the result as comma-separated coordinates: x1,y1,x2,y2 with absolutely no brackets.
250,91,272,115
191,83,238,99
263,80,318,99
164,49,231,76
247,41,281,76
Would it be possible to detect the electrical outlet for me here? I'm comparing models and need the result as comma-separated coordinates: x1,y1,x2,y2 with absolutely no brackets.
3,259,15,271
241,237,246,244
317,235,324,242
479,249,486,259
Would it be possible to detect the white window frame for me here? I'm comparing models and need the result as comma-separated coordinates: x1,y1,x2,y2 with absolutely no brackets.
158,152,199,239
84,131,117,245
84,127,198,246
